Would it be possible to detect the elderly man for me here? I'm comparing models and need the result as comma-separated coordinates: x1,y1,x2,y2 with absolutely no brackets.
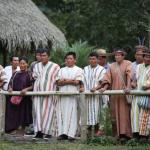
98,48,132,141
96,49,112,70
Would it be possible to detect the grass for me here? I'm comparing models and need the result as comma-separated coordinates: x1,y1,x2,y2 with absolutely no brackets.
1,140,150,150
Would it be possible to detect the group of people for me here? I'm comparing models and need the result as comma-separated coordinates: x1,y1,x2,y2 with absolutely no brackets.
0,45,150,142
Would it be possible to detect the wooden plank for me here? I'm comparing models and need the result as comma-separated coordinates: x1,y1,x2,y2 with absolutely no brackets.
80,93,87,141
0,90,150,96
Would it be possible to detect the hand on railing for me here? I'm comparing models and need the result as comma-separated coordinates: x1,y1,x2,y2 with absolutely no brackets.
20,89,28,95
90,87,97,93
124,88,131,94
99,88,106,93
8,88,13,93
142,86,150,91
79,87,84,93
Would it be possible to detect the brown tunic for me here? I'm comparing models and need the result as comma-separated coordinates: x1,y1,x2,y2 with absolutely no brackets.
102,60,132,137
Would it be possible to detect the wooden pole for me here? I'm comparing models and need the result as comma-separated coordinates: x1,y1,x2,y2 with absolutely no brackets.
0,90,150,140
0,90,150,96
0,94,6,138
80,93,87,141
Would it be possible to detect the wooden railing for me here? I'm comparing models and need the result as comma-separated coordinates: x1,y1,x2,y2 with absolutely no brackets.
0,90,150,140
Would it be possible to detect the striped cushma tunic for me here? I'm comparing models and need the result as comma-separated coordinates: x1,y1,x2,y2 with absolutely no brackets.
136,64,150,136
57,66,83,138
33,61,60,136
83,65,106,125
131,61,139,133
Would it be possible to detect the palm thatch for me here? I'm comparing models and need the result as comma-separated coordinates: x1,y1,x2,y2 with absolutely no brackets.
0,0,67,51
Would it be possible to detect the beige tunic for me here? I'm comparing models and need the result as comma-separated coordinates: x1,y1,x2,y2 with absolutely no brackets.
102,60,132,137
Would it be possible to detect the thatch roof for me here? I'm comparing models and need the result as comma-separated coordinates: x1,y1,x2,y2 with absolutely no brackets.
0,0,67,51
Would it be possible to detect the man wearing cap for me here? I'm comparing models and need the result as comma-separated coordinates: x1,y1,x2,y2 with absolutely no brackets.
96,49,112,71
98,48,132,140
131,45,147,139
135,49,150,141
96,49,111,135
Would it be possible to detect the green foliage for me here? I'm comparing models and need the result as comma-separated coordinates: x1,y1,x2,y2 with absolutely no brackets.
87,136,117,146
51,41,94,68
32,0,149,52
99,107,113,136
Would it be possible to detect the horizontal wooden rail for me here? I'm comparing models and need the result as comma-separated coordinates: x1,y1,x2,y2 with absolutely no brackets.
0,89,150,141
0,90,150,96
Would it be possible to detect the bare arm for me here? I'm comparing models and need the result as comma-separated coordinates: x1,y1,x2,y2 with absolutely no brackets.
20,85,33,95
57,79,80,86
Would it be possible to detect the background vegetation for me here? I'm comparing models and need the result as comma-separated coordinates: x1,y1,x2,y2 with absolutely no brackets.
32,0,150,52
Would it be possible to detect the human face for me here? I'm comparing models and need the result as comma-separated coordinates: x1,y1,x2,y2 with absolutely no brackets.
11,57,19,69
144,55,150,66
36,53,41,62
135,50,144,64
65,55,76,67
89,56,98,67
98,55,106,66
19,60,28,71
41,52,49,65
115,52,124,63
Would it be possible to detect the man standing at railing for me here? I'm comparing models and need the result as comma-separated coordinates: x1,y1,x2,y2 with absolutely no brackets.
83,52,106,136
56,52,83,141
136,49,150,142
3,56,20,91
32,48,60,140
131,45,146,139
98,48,132,142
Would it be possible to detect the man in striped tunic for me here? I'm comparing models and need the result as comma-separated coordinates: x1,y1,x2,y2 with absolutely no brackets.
136,49,150,141
83,52,106,134
56,52,83,140
131,45,146,138
33,48,60,139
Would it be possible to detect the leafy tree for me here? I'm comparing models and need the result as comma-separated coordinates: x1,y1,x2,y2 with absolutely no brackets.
32,0,149,56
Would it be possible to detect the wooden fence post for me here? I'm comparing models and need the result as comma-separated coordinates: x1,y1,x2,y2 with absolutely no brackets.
0,94,6,138
80,93,87,141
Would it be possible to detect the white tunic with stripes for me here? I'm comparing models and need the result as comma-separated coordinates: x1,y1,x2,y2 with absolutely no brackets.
33,61,60,135
83,65,106,125
56,66,83,138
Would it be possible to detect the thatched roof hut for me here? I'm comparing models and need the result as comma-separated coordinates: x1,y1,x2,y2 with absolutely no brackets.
0,0,67,52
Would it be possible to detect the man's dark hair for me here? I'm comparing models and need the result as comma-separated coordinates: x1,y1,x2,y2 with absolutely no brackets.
65,51,76,59
88,51,98,58
9,55,19,62
113,48,126,56
40,48,50,56
36,48,44,54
